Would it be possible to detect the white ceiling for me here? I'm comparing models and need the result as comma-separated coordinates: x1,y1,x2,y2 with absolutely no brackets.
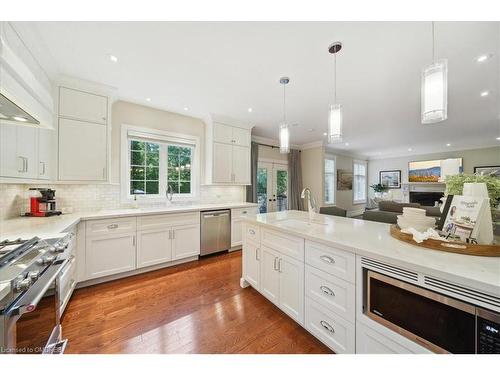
15,21,500,158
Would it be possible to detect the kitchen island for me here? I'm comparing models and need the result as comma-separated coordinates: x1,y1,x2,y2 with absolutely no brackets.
240,210,500,354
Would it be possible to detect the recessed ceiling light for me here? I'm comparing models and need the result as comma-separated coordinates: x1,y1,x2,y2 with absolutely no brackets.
247,107,253,113
480,91,489,97
183,107,189,111
496,137,500,141
446,143,451,147
323,132,327,136
12,116,28,122
345,142,349,146
476,54,491,63
407,148,413,152
109,55,118,63
146,98,151,102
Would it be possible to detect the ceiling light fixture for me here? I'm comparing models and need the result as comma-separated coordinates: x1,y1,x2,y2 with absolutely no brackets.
248,107,253,113
446,143,451,147
184,106,189,111
12,116,28,122
278,77,290,154
497,137,500,141
323,132,327,136
480,91,489,97
476,54,490,63
327,42,343,143
146,98,151,102
109,55,118,63
422,22,447,124
408,148,413,152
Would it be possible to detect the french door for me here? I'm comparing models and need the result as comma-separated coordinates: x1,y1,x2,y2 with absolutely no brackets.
257,162,288,213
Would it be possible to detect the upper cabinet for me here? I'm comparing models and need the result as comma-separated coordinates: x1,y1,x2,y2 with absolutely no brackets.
57,86,110,181
59,87,108,125
205,116,253,185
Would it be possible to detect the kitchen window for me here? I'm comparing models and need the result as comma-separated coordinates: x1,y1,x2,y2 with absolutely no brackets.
324,157,336,205
353,160,367,204
121,125,199,201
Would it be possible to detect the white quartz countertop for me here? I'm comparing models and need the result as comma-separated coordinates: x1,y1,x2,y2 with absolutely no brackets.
0,202,257,241
243,210,500,297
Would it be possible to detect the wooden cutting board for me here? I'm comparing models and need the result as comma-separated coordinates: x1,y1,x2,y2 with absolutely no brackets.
389,224,500,257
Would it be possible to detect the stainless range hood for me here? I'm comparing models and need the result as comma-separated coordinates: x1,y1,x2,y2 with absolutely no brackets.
0,92,40,125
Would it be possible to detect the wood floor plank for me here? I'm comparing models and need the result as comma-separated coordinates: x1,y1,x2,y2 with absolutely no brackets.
61,251,332,354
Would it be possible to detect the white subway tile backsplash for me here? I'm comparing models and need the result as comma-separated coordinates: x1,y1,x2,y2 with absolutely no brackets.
0,183,246,220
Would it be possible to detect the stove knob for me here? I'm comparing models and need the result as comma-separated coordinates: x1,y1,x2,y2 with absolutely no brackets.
28,270,40,282
49,246,57,253
14,278,32,292
45,255,56,264
55,244,66,252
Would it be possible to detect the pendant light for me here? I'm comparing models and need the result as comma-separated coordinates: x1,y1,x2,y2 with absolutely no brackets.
328,42,343,143
279,77,290,154
421,22,448,124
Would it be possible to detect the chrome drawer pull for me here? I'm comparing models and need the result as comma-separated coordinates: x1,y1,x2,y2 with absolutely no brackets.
320,285,335,296
320,255,335,264
320,320,335,333
107,224,119,229
255,248,260,261
248,229,256,235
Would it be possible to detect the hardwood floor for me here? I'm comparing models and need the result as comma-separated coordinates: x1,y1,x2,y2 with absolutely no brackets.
62,250,332,354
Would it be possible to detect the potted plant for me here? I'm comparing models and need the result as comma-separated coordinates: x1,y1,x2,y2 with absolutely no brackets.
370,183,389,199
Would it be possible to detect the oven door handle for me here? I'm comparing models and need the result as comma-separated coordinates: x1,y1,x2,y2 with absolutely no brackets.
6,259,68,317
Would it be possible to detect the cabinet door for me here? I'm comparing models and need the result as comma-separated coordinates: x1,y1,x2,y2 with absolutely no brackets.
231,218,243,247
212,142,233,183
243,241,261,290
213,122,234,144
232,127,250,147
172,224,200,260
356,322,414,354
260,246,280,305
232,145,250,184
16,125,38,178
0,123,20,177
59,87,108,124
86,233,136,279
137,228,173,268
279,253,304,324
38,128,53,180
59,118,107,181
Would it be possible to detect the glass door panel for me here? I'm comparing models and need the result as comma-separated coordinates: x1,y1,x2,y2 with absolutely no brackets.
257,162,288,213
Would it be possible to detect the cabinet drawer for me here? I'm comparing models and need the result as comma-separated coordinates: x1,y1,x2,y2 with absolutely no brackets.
305,298,355,354
231,206,258,220
305,240,355,282
86,217,137,237
305,265,355,323
262,228,304,261
243,222,260,244
356,322,415,354
137,212,199,230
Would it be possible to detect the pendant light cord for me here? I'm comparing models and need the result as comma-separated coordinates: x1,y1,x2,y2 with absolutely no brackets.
283,81,286,123
334,52,337,103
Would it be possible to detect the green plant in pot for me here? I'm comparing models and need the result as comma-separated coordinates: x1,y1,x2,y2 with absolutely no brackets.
370,183,389,193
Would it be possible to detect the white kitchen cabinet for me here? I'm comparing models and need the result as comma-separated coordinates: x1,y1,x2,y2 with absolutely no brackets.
231,207,259,248
0,123,41,179
279,253,304,324
231,126,250,147
232,145,250,184
213,122,234,144
137,228,172,268
213,142,233,183
58,118,107,181
356,322,413,354
59,87,108,125
172,224,200,260
38,128,53,179
261,246,281,305
243,241,261,290
85,232,136,279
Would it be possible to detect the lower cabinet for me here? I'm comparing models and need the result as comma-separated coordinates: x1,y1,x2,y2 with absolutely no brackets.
172,224,200,260
243,240,261,290
261,246,304,325
356,322,414,354
137,228,172,268
86,233,137,279
305,298,355,354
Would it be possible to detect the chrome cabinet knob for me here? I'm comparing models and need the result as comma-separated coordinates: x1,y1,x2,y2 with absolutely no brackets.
28,270,40,282
14,278,32,292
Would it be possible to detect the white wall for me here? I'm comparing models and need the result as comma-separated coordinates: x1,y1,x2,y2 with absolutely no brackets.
367,146,500,200
258,145,288,162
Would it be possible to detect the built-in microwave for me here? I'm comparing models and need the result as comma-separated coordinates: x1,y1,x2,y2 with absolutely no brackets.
365,270,500,354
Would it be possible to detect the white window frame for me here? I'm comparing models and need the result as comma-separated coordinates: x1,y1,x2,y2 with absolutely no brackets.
353,159,368,204
323,155,336,205
120,124,200,203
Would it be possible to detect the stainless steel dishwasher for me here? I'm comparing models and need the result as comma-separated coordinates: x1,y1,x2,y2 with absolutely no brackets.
200,209,231,256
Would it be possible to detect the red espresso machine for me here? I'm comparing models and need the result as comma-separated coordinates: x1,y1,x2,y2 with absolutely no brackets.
26,188,62,217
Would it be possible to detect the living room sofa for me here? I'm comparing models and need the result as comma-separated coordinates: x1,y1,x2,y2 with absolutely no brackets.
362,201,441,225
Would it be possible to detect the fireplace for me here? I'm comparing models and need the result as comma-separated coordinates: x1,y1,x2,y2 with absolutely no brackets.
409,191,444,206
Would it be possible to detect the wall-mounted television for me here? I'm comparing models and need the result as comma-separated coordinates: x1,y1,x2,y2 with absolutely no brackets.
408,158,463,183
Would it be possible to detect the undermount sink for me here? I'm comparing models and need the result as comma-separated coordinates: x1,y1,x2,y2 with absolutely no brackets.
275,218,329,230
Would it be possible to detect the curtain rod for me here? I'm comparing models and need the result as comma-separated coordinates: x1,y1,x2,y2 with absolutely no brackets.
252,141,301,152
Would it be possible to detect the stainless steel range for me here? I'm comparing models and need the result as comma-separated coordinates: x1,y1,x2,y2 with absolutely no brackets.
0,233,74,354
